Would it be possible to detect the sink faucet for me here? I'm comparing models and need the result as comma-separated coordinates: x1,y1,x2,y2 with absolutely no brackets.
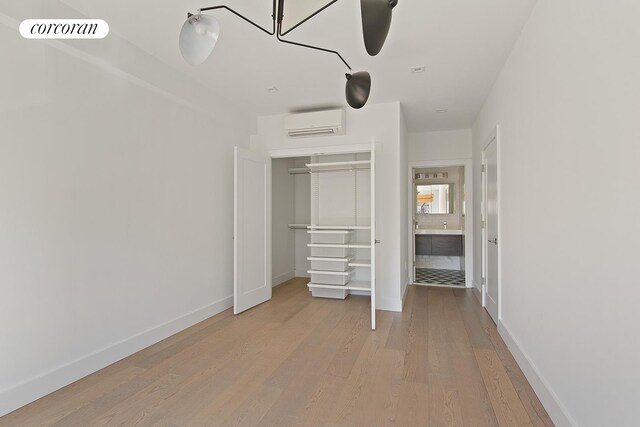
443,221,447,230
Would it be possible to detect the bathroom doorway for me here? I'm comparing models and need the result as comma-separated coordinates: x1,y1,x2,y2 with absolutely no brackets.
408,160,473,288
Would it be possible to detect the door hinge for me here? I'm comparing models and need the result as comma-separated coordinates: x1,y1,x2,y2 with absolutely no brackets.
481,277,486,286
482,220,486,229
481,164,486,173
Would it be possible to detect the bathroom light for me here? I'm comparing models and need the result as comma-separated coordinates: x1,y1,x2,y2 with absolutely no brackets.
178,0,391,109
179,13,220,65
361,0,398,56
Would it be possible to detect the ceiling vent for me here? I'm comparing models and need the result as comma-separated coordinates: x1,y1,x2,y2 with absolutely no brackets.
285,109,345,138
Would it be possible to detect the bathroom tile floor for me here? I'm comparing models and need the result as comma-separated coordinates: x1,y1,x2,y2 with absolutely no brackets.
415,268,466,287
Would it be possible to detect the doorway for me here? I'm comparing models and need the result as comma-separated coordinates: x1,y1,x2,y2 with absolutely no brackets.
482,133,499,323
407,160,474,289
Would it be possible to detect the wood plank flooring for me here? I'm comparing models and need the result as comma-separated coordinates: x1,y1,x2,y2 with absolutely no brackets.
0,278,553,426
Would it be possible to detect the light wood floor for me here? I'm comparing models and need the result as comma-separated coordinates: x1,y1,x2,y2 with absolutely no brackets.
1,278,553,426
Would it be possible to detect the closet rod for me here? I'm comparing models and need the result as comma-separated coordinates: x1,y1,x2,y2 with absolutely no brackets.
288,168,310,175
289,167,371,174
288,223,311,229
307,166,371,174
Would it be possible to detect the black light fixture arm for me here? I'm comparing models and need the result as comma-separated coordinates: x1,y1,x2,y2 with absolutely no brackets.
275,23,351,71
274,0,351,70
194,0,353,70
280,0,397,38
198,0,277,35
277,0,339,37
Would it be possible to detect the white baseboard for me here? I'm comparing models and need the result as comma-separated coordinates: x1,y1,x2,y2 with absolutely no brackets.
472,286,482,304
377,295,403,312
0,294,233,417
498,321,577,427
272,270,295,287
401,282,409,310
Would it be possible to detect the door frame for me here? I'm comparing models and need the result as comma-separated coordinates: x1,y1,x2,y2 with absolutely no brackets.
407,158,474,288
481,126,501,320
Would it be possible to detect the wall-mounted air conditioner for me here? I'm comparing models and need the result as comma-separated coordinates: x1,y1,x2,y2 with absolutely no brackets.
284,109,345,137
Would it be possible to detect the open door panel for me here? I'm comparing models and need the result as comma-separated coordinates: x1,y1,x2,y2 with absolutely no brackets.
234,147,272,314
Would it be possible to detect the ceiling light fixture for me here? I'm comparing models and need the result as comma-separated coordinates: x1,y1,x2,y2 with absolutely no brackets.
436,109,449,114
410,66,426,74
179,0,398,109
361,0,399,56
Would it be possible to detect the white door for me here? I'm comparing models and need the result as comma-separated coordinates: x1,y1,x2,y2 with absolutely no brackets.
234,147,271,314
483,138,499,323
370,142,377,330
412,172,417,284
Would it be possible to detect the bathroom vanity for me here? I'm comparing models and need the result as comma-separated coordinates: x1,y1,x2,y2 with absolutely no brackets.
415,230,464,256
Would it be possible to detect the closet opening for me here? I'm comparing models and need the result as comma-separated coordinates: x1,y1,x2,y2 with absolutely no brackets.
268,147,377,329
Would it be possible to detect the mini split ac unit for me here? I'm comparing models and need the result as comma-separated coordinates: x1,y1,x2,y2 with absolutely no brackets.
284,109,345,137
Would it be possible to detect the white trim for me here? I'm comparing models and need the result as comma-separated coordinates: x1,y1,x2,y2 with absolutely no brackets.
401,280,410,310
498,321,577,427
407,159,474,288
272,270,295,287
0,294,233,417
268,143,373,158
472,284,482,304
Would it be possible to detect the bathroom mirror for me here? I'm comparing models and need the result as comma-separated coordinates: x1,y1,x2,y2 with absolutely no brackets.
416,184,455,214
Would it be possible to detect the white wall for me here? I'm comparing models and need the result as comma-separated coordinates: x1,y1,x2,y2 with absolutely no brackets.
472,1,640,425
0,3,252,416
271,158,295,286
252,102,407,311
409,129,472,161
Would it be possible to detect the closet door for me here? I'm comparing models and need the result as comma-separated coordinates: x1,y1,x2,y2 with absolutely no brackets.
234,147,272,314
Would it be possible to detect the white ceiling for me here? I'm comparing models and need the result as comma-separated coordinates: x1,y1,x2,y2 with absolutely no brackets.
61,0,536,132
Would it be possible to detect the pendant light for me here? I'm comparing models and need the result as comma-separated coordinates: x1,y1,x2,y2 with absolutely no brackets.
179,13,220,65
360,0,398,56
345,72,371,109
179,0,393,109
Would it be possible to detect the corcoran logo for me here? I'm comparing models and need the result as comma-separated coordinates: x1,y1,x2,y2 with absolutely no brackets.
19,19,109,39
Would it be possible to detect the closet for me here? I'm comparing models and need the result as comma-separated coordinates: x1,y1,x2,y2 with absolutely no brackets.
272,157,312,281
269,148,376,329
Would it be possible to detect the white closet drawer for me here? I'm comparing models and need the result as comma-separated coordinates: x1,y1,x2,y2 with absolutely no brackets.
308,245,352,258
310,287,348,299
308,230,353,244
307,270,352,285
307,256,352,271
